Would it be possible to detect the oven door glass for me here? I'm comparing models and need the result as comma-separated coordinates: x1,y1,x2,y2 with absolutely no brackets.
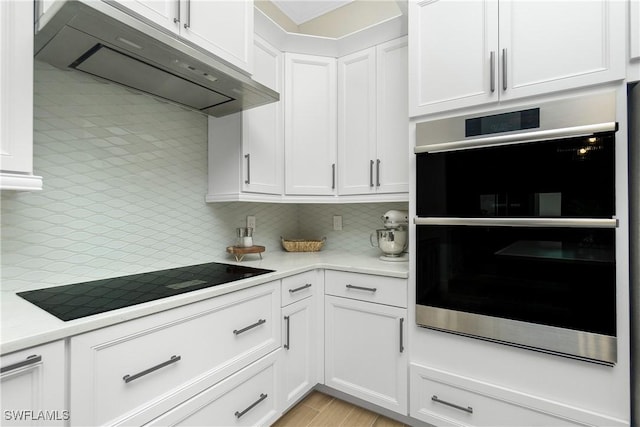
416,133,615,218
416,225,616,336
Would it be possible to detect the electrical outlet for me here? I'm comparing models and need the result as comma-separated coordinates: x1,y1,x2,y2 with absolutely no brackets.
333,215,343,231
247,215,256,230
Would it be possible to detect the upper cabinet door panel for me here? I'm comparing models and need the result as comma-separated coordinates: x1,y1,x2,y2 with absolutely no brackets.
112,0,179,32
376,38,408,194
337,48,377,196
409,0,499,117
499,0,626,100
285,54,337,196
181,0,254,73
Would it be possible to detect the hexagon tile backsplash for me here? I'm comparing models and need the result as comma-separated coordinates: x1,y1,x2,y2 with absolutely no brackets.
1,62,407,292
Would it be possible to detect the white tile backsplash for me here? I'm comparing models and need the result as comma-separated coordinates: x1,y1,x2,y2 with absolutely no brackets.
0,61,407,292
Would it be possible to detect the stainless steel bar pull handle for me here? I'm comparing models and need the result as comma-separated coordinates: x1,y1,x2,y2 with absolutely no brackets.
183,0,191,29
502,48,507,91
284,315,290,349
289,283,312,293
332,163,336,190
431,395,473,414
1,355,42,374
490,51,495,93
233,319,266,335
370,160,375,187
123,355,181,383
345,284,377,293
376,159,381,187
235,393,268,419
244,154,250,184
399,318,405,353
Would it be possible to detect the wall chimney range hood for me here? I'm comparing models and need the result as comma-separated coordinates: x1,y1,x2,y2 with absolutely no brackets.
34,1,279,117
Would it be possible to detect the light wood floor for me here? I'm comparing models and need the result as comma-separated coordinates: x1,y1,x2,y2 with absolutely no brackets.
272,391,408,427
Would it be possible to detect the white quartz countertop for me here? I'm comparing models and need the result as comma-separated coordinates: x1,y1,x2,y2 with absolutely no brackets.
1,250,408,355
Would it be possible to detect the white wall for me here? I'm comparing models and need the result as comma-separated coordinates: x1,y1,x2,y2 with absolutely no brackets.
0,61,406,292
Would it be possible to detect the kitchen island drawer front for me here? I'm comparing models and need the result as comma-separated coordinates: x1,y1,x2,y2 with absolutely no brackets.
325,270,407,308
281,270,318,307
70,281,280,426
410,364,627,427
147,351,280,426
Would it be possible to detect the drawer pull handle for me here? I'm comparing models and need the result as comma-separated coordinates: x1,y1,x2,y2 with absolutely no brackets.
284,315,291,350
123,355,181,383
1,355,42,374
345,284,377,293
233,319,266,336
235,393,268,419
289,283,312,294
431,395,473,414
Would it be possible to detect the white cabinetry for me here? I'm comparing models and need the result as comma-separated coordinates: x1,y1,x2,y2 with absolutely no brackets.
0,0,42,191
69,282,280,426
409,0,626,117
112,0,253,73
410,364,628,427
284,53,337,196
0,341,66,426
146,351,281,426
280,271,322,410
337,37,408,197
630,0,640,81
207,36,283,201
324,271,407,415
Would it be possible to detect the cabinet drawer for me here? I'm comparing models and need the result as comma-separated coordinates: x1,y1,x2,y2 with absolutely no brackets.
281,271,317,307
410,364,626,427
147,351,280,426
70,282,280,426
325,270,406,308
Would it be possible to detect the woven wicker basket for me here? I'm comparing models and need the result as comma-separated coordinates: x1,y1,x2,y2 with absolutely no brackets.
281,237,326,252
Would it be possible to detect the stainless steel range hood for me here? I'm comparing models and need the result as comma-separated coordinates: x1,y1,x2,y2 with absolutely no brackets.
34,0,279,117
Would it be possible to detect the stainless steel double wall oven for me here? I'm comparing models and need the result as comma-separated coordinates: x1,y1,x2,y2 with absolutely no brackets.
414,92,619,365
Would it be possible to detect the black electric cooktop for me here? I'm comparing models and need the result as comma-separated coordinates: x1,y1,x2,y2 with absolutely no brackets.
17,262,274,321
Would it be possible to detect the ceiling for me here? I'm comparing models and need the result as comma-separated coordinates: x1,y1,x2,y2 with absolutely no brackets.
270,0,355,25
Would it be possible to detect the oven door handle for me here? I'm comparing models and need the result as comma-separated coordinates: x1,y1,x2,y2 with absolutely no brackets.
414,217,618,228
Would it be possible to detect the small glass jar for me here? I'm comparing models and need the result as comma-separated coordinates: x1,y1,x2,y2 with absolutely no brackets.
236,227,254,247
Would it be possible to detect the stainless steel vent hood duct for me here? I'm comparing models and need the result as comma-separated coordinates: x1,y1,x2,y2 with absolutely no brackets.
34,0,279,117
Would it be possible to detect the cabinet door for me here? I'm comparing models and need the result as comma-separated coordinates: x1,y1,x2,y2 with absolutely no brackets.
180,0,253,73
499,0,625,100
111,0,179,32
242,37,283,195
1,0,41,190
281,298,317,410
337,47,377,196
409,0,498,117
285,54,337,196
375,37,409,194
324,295,407,414
0,341,66,427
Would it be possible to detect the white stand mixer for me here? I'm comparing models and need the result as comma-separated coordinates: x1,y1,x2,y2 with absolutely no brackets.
370,210,409,262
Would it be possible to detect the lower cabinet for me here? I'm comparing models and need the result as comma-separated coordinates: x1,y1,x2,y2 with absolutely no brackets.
410,363,628,427
146,351,281,427
68,281,280,426
280,271,322,410
0,341,66,427
324,270,408,415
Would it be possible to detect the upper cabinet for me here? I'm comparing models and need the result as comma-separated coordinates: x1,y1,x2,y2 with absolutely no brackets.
337,38,408,197
112,0,253,73
207,36,283,202
409,0,626,117
0,1,42,191
284,53,337,196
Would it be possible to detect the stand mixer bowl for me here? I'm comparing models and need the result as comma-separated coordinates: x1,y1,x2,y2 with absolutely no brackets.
370,228,408,257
